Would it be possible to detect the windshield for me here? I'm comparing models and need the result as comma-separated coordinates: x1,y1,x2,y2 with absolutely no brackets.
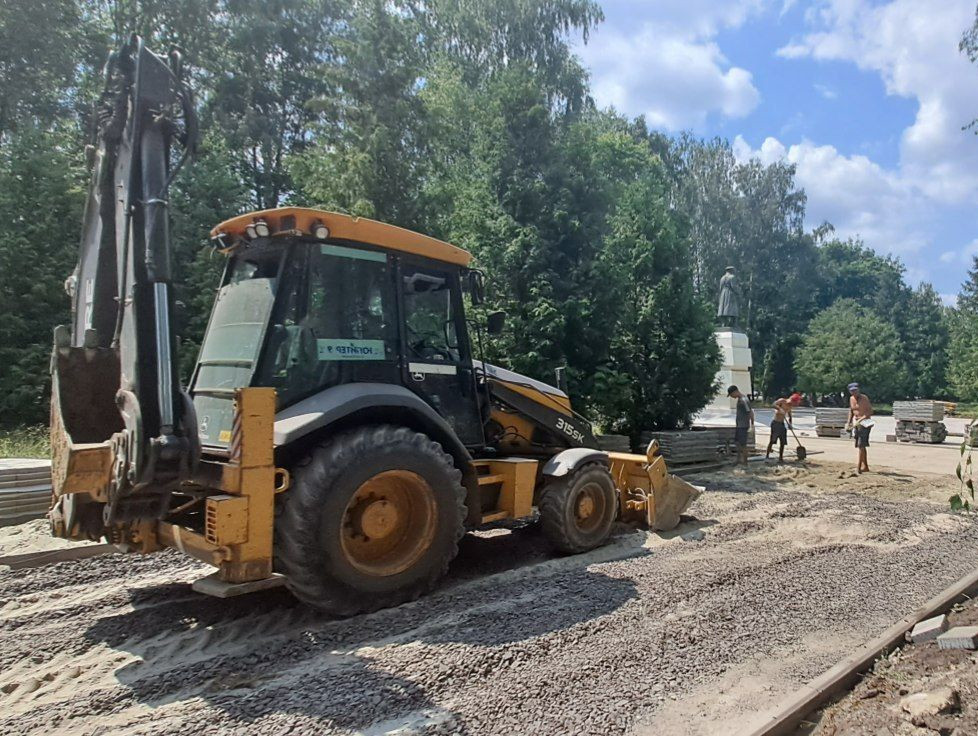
192,248,281,447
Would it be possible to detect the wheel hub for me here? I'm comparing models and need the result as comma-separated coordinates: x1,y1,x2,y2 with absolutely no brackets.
359,499,399,539
340,470,437,577
573,483,606,533
576,493,596,519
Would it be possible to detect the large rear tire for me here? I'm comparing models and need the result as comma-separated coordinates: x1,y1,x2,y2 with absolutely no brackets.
276,425,466,616
539,464,617,554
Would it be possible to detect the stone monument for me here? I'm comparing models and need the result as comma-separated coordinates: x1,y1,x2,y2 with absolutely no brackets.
699,267,754,419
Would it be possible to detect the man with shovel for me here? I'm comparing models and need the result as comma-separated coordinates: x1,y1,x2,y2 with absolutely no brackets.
846,382,873,474
766,396,793,463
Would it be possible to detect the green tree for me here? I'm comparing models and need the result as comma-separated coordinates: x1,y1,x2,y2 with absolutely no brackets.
0,0,84,139
169,133,250,378
594,168,720,432
0,128,85,425
956,254,978,313
901,283,949,397
948,311,978,401
947,255,978,401
291,0,428,226
208,0,339,209
667,136,817,395
795,299,907,401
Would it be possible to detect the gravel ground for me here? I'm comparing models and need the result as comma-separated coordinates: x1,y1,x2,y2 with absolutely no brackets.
1,460,977,736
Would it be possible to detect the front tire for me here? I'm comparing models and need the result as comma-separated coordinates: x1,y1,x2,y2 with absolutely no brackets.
539,464,617,554
276,425,466,616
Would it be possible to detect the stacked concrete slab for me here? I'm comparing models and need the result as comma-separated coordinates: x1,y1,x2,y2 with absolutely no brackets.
815,408,850,437
595,434,631,452
894,401,947,444
641,430,720,465
0,459,52,527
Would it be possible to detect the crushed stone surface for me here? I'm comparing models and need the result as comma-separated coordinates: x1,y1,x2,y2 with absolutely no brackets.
1,460,976,735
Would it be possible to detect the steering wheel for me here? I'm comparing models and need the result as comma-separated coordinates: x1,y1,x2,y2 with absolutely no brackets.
416,344,454,362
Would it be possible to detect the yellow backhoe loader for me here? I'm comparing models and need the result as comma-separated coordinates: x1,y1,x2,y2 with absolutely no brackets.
48,38,699,615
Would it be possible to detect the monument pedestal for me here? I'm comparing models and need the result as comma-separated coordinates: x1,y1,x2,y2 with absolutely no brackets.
697,329,753,424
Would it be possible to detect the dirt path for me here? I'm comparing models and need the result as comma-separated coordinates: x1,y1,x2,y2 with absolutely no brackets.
1,460,976,736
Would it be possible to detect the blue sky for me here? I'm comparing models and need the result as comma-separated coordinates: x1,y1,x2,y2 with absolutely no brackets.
573,0,978,303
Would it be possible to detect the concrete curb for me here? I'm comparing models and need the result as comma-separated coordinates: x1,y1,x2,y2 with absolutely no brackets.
742,566,978,736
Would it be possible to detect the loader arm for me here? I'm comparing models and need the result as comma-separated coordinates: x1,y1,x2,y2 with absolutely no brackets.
50,36,199,539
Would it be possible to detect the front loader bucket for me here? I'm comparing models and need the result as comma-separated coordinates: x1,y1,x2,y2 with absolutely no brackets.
608,452,702,531
50,341,123,503
649,475,701,531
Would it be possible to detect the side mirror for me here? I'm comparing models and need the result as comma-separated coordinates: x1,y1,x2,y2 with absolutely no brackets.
486,310,506,335
468,270,486,306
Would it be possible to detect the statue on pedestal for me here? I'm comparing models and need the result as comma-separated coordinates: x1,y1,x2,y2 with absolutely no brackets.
717,266,740,329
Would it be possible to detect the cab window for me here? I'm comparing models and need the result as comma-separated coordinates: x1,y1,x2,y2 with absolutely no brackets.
402,266,459,362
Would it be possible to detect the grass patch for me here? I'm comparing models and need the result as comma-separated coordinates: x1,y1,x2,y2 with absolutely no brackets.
0,426,50,459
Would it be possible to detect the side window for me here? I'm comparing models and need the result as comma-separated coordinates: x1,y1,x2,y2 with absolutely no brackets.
402,266,458,362
304,244,395,360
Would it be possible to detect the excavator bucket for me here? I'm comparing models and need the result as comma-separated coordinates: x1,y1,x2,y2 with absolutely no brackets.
607,441,702,531
50,333,122,502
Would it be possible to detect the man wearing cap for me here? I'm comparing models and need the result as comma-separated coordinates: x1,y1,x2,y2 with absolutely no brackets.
846,382,873,473
728,385,754,466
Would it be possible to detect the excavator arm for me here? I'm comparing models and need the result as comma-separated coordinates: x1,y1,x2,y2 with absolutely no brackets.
50,36,199,540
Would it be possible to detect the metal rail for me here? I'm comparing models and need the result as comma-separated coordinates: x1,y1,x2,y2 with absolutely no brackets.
742,566,978,736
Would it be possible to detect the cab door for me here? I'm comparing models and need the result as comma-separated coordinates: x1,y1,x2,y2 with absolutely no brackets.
397,259,484,448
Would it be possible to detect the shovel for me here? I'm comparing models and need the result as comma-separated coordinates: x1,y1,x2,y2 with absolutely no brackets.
787,422,807,461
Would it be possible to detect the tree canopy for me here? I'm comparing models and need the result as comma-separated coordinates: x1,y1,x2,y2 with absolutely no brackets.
794,300,907,401
0,0,961,433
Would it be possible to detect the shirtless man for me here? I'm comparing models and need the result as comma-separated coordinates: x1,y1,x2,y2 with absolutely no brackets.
766,396,793,462
846,382,873,474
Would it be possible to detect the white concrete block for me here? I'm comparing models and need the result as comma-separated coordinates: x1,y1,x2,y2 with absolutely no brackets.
910,614,948,643
937,626,978,650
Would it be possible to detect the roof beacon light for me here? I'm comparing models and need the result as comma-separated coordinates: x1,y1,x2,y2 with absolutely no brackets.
313,221,330,240
254,219,271,238
244,223,258,239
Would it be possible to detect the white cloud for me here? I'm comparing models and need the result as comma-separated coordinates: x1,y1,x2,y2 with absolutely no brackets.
936,238,978,267
778,0,978,203
575,1,764,129
813,83,837,99
733,134,931,257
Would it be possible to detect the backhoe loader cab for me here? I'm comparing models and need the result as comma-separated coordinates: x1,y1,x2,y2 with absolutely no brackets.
49,39,700,617
194,208,487,457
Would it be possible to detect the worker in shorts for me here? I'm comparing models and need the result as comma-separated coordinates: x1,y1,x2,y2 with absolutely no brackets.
728,385,754,466
766,396,793,463
846,382,873,474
